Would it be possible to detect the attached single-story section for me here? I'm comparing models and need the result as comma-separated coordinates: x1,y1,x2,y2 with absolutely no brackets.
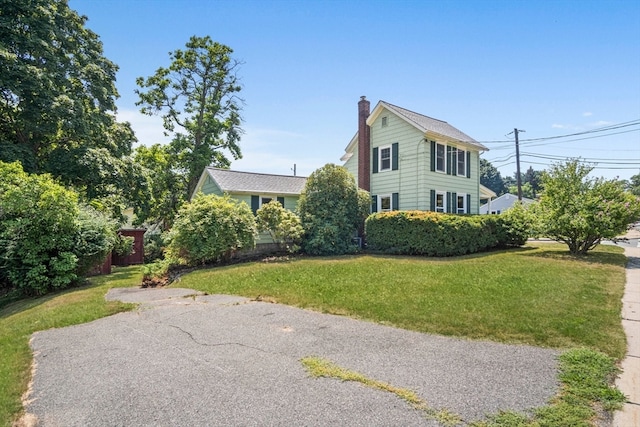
480,192,534,214
191,167,307,244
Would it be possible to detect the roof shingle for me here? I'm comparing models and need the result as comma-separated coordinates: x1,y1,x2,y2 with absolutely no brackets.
207,168,307,195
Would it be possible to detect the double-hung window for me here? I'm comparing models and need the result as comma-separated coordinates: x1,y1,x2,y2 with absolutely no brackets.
436,143,446,173
379,145,391,171
456,148,466,176
435,191,446,213
456,193,466,214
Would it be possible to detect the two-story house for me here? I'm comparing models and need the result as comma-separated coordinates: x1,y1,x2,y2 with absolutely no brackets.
341,96,490,214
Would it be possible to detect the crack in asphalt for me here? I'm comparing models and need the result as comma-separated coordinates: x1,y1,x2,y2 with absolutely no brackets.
168,323,271,354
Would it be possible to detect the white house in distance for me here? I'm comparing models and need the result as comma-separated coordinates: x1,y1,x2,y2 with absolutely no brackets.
480,192,534,214
341,96,493,214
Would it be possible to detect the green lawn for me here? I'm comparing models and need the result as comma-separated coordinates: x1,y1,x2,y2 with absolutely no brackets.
0,243,628,426
176,243,627,358
0,267,142,427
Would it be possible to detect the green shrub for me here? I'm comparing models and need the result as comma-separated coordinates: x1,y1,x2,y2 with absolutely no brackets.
496,202,534,247
365,211,528,256
0,163,74,294
143,231,166,263
166,194,257,265
298,164,367,255
256,201,303,253
74,205,118,276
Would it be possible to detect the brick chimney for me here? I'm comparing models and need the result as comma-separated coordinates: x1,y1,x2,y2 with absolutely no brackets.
357,96,371,191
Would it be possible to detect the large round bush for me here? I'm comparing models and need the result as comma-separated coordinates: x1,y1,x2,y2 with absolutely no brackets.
167,194,257,265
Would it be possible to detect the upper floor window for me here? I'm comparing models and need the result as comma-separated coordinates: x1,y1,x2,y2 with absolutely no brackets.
381,116,388,127
436,143,446,173
380,145,392,171
457,148,466,176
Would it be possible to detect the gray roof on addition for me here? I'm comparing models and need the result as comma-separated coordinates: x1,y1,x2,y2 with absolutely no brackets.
205,167,307,195
377,101,489,151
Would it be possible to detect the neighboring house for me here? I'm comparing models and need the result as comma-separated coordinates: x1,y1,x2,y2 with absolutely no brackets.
341,97,490,214
191,167,307,243
480,192,534,214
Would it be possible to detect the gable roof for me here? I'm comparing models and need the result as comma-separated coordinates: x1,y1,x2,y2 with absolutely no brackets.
196,167,307,198
370,101,489,151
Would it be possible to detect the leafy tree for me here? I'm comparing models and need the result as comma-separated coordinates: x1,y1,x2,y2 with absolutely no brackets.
166,194,256,265
480,159,507,196
508,182,536,199
256,201,303,253
0,0,134,183
532,159,640,255
0,161,117,295
297,164,366,255
133,144,186,228
523,166,543,197
626,173,640,196
136,36,244,200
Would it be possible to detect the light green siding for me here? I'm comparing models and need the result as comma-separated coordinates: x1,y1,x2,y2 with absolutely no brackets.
367,108,483,214
343,150,358,182
200,175,224,196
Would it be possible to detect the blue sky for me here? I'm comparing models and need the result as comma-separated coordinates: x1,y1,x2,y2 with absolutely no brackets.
69,0,640,181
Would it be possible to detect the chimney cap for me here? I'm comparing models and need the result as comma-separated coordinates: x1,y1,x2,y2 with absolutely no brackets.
360,96,366,101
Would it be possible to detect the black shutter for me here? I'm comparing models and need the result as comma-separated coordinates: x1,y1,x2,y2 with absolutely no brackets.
277,196,285,207
372,147,379,173
466,194,471,214
392,192,399,210
446,192,452,213
392,143,399,171
466,151,471,178
251,195,259,214
452,192,457,213
430,189,435,211
430,141,436,172
446,146,452,175
452,149,458,176
371,194,378,213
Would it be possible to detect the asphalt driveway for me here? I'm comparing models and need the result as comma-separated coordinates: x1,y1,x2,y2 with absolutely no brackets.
25,288,560,426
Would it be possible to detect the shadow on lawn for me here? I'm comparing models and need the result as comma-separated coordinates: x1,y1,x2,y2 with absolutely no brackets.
519,244,628,268
0,267,139,318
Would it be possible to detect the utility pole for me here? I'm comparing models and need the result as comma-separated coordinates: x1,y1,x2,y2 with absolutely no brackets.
509,128,525,201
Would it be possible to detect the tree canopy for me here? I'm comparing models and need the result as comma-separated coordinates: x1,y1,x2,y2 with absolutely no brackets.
480,159,507,196
136,36,244,200
0,0,147,219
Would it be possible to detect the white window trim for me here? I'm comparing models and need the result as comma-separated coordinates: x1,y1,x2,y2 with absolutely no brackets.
379,144,392,172
259,195,279,208
435,142,446,173
381,116,388,127
379,194,392,212
456,193,467,214
435,190,446,213
456,147,466,176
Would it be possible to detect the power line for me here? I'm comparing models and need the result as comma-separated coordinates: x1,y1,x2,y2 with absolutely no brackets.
478,119,640,144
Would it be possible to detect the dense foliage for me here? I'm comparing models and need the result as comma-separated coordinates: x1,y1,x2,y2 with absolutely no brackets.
166,194,256,265
480,158,508,196
365,210,530,256
0,0,149,220
256,201,303,253
0,162,117,295
297,164,367,255
136,36,244,203
532,160,640,254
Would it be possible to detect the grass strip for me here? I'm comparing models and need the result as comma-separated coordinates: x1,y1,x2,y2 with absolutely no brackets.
472,348,626,427
0,266,142,427
300,356,461,426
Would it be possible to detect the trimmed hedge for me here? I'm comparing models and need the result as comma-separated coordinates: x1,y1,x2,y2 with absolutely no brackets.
365,210,528,256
